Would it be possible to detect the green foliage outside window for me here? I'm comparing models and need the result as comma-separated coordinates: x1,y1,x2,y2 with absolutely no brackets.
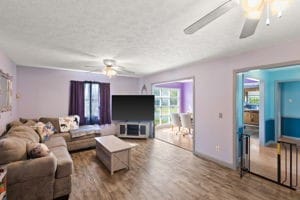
153,87,180,125
248,96,259,105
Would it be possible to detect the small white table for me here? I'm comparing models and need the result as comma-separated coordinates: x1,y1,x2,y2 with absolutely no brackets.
95,135,134,175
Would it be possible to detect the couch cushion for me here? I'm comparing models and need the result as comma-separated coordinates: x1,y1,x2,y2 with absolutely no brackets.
19,117,38,124
70,125,101,139
39,117,60,133
7,120,23,131
51,146,73,178
24,120,37,127
7,125,40,143
0,137,27,165
45,136,67,149
51,132,71,142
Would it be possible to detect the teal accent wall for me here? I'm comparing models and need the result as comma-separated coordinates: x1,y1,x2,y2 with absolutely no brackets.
236,73,244,134
281,81,300,118
244,65,300,142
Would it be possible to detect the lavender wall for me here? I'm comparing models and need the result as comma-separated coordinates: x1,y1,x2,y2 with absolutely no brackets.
17,66,140,119
154,81,193,113
182,82,193,113
141,38,300,168
0,51,17,135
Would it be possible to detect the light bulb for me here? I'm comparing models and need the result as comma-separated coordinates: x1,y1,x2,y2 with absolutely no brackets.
266,18,270,25
241,0,264,19
247,0,263,8
104,67,116,78
241,0,264,10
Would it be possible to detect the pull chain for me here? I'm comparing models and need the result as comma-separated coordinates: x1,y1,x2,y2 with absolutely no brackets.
266,0,271,26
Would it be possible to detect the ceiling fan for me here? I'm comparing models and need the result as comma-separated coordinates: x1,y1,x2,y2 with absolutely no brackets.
184,0,292,39
86,59,135,78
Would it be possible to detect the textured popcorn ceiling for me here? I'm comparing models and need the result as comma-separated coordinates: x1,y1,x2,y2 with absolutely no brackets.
0,0,300,76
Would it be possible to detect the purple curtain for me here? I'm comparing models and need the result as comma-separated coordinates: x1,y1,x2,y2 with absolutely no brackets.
100,83,111,124
69,80,85,125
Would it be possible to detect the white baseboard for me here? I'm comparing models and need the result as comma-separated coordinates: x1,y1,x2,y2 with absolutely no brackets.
193,151,236,170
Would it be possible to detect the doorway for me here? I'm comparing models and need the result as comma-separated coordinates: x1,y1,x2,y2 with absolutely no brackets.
152,78,194,151
236,65,300,189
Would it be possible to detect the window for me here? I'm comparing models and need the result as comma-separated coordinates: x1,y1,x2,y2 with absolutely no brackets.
247,91,260,105
153,87,180,125
84,82,100,124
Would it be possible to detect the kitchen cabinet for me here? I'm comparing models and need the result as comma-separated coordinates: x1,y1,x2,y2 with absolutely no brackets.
244,110,259,125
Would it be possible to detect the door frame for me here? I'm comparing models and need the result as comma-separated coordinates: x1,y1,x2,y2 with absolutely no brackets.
243,77,265,146
151,76,195,153
232,60,300,169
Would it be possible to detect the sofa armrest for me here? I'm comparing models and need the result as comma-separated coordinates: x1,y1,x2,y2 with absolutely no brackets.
7,152,57,185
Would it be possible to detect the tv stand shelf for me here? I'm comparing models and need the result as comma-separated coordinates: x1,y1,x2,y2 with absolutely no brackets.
117,122,150,139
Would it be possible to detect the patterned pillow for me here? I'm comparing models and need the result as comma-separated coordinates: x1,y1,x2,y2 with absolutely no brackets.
59,116,80,132
27,143,50,159
33,122,56,142
69,115,80,130
59,117,72,132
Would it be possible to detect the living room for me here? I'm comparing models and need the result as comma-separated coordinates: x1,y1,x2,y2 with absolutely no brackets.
1,1,300,200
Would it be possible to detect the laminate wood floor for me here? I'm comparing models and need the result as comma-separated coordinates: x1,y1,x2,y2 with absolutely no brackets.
155,127,193,151
70,139,300,200
250,134,300,187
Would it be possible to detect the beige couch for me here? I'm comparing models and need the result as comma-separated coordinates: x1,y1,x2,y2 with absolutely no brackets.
39,117,103,151
0,118,116,199
0,125,73,200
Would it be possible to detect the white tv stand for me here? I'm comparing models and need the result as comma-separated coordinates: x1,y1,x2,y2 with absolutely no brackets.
117,121,150,139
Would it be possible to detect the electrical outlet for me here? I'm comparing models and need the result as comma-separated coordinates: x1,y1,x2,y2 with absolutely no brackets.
218,113,223,119
215,144,220,152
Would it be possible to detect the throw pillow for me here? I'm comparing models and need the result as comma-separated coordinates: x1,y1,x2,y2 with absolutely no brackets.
27,143,50,159
34,122,56,142
58,117,72,132
69,115,80,130
7,125,40,144
0,137,27,165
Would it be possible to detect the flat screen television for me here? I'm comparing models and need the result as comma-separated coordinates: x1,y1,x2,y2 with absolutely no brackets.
112,95,154,121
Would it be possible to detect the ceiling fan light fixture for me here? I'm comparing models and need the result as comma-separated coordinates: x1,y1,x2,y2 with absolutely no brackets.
103,66,117,78
241,0,264,19
103,59,116,66
245,10,263,19
241,0,264,11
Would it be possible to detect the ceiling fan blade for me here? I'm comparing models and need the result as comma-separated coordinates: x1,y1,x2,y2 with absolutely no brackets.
184,0,237,34
112,66,135,74
239,18,261,39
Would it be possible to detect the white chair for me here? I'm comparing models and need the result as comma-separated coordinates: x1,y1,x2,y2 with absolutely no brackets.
180,113,193,135
171,113,181,133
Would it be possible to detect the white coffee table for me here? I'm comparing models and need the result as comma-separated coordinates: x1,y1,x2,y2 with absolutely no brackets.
95,135,134,175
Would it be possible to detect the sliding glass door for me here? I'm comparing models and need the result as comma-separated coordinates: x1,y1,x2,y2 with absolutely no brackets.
153,87,180,125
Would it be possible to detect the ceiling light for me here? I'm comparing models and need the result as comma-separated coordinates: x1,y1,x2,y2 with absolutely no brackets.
103,66,117,78
241,0,264,11
103,59,116,66
241,0,264,19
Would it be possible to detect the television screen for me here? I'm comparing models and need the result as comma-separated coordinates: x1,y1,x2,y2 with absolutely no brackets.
112,95,154,121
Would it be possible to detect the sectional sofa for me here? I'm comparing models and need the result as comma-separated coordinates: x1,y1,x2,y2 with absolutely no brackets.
0,117,116,200
39,117,103,151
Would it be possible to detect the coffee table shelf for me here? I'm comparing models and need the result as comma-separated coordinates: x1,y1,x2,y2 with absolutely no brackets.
95,136,133,175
